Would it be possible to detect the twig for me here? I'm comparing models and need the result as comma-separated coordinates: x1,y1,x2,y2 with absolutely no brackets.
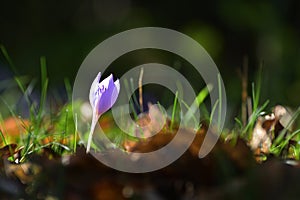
139,68,144,113
241,56,248,126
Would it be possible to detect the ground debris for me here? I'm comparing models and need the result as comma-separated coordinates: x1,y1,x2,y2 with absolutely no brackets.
249,105,293,162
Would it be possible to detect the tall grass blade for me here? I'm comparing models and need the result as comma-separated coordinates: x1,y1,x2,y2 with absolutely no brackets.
64,78,72,102
123,79,138,120
183,84,212,126
217,74,222,131
0,45,17,74
170,91,178,130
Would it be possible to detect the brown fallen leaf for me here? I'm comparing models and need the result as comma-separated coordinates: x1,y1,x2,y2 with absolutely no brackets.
249,115,273,154
134,103,169,138
249,105,292,162
3,161,41,184
124,103,172,151
1,145,40,184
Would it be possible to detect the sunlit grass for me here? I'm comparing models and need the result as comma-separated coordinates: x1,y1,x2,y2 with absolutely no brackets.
0,46,77,163
232,64,300,161
1,45,300,163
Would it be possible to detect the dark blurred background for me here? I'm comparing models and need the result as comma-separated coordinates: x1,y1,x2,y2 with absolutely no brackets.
0,0,299,111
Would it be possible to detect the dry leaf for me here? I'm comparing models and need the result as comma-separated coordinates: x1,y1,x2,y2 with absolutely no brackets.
250,115,274,154
134,103,168,138
4,161,41,184
249,105,291,161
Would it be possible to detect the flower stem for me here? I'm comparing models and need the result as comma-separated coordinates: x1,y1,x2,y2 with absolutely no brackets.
86,113,99,153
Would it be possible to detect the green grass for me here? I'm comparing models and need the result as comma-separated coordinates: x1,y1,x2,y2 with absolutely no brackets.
182,83,212,129
270,107,300,157
123,78,139,120
0,46,77,162
1,46,300,163
170,91,178,131
231,64,300,161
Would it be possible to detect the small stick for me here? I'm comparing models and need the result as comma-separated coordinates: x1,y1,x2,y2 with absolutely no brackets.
139,68,144,113
241,56,248,126
247,97,252,119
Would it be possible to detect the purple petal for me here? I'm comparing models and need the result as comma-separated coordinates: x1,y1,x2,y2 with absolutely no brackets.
96,74,120,115
87,73,120,153
89,72,101,107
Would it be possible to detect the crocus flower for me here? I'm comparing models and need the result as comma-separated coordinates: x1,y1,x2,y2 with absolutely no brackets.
86,72,120,153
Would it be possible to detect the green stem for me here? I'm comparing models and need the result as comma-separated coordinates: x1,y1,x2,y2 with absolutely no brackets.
86,112,100,153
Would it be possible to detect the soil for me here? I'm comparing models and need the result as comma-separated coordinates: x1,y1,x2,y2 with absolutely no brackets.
1,131,300,200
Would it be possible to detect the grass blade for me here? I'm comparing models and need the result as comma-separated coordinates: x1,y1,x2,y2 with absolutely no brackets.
183,84,212,126
0,45,17,74
64,78,72,102
170,91,178,130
